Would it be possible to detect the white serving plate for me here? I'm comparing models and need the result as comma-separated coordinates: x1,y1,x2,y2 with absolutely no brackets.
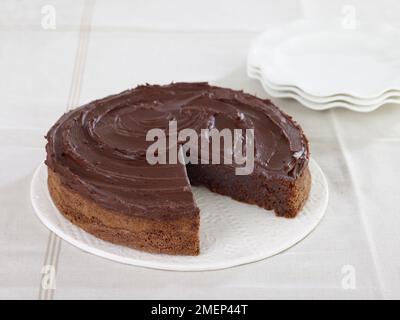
31,159,328,271
248,19,400,99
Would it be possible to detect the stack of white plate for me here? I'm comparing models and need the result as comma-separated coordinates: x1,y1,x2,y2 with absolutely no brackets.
247,20,400,112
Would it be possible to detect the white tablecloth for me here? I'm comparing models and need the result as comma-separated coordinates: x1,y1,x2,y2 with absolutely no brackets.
1,0,399,299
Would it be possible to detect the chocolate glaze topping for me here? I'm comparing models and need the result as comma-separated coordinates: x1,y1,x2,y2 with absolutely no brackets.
46,83,309,219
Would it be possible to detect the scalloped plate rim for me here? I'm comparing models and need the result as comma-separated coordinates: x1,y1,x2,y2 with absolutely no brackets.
248,19,400,100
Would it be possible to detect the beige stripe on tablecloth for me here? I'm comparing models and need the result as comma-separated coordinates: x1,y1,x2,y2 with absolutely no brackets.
38,0,96,300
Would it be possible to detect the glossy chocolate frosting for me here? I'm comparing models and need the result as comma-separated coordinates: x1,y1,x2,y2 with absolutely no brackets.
45,83,309,219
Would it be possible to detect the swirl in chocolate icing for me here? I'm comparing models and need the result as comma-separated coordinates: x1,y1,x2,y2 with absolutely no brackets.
45,83,309,218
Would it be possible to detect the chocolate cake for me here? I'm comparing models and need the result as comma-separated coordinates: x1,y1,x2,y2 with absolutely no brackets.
45,83,310,255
